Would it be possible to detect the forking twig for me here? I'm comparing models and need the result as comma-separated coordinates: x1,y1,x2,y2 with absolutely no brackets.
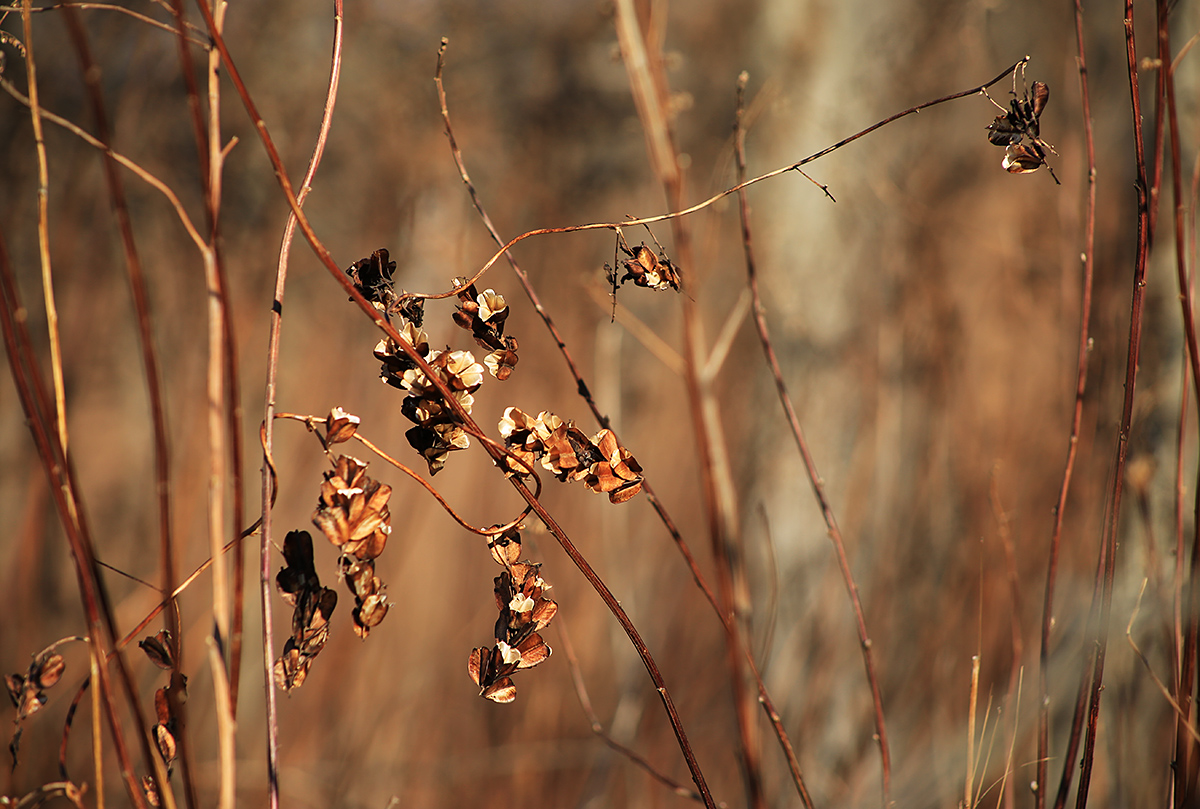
415,56,1030,306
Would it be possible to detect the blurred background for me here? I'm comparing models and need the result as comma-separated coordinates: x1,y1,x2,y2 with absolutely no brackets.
2,0,1199,807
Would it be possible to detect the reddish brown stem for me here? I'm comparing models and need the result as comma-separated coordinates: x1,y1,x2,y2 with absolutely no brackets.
1075,4,1152,806
60,9,197,809
258,3,343,808
0,228,152,809
1160,0,1200,800
1037,3,1097,807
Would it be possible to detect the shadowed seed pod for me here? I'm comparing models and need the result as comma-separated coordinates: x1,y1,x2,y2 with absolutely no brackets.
273,531,339,691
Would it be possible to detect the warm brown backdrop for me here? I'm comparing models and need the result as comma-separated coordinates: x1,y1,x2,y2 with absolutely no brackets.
2,0,1198,807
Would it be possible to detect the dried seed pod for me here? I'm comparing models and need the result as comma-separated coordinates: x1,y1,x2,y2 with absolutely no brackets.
138,631,175,671
325,407,361,445
312,457,393,560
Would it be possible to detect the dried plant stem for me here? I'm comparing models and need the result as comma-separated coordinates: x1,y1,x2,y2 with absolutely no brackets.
20,0,67,455
437,43,812,808
731,68,889,803
1052,498,1108,809
1035,3,1096,806
0,231,152,808
612,4,759,806
556,616,715,806
61,8,197,808
259,6,342,801
1159,0,1200,799
1075,6,1152,803
416,59,1027,304
207,636,235,809
728,72,826,809
199,0,249,722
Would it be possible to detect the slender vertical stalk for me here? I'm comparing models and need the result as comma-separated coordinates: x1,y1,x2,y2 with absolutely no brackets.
260,4,344,807
19,0,68,455
1075,4,1152,806
1037,3,1097,806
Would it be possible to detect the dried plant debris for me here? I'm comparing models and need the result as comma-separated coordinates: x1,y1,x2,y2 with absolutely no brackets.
373,294,484,475
498,407,644,503
324,406,361,445
984,62,1059,184
138,630,175,671
607,242,681,293
339,555,389,638
312,455,393,560
274,531,339,691
1,781,87,809
346,248,398,312
468,538,557,703
452,279,520,380
6,645,69,766
151,685,181,772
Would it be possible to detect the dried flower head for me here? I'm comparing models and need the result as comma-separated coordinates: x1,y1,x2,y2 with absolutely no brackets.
312,456,393,560
346,248,397,312
152,686,179,770
325,406,361,445
375,322,432,390
273,531,339,692
497,408,644,501
584,429,645,503
138,630,175,671
983,65,1058,183
617,243,681,292
468,532,556,703
452,281,520,379
5,651,66,722
340,556,389,638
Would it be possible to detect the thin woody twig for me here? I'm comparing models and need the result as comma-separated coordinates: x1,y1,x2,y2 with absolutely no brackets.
1075,5,1152,804
414,58,1029,304
62,9,196,808
556,617,721,807
1036,4,1096,806
259,4,343,807
724,69,820,806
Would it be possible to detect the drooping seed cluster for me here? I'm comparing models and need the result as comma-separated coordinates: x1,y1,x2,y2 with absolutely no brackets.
468,527,558,703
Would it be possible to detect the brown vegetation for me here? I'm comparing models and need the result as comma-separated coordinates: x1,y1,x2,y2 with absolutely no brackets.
1,1,1199,808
